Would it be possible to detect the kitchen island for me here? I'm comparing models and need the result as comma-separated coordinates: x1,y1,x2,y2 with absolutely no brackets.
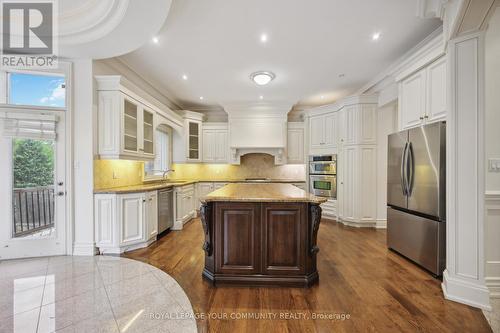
200,183,327,287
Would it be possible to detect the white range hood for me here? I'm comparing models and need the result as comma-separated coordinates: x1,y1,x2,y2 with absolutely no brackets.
225,103,291,165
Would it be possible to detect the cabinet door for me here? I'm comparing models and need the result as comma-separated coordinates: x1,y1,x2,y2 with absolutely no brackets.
309,115,325,149
119,193,145,246
215,130,228,162
426,57,447,123
215,203,260,274
122,96,139,154
142,108,155,156
341,147,357,221
261,204,306,275
287,128,304,163
400,69,426,129
187,121,201,161
146,192,158,240
323,113,337,148
202,130,216,162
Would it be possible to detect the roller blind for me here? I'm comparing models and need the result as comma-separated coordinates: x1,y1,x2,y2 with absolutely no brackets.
1,112,58,140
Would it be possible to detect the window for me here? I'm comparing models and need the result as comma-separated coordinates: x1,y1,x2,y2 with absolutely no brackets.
8,72,66,108
145,127,172,178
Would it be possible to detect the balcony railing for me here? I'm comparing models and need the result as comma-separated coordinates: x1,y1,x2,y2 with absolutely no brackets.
13,186,54,237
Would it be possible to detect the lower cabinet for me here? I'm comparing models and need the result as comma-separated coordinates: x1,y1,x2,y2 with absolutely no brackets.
173,184,196,230
95,191,158,254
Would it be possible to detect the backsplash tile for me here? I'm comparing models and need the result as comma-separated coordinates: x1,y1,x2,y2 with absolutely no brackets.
94,160,144,190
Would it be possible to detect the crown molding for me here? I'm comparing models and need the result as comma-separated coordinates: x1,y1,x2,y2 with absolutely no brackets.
357,26,445,94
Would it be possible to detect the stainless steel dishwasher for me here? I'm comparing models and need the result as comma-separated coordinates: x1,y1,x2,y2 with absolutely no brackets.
158,188,174,234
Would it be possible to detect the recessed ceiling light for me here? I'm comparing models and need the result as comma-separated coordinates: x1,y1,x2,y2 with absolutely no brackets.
260,33,268,43
372,32,381,41
199,96,204,100
321,95,325,99
152,36,159,44
250,71,275,86
259,95,264,100
182,74,188,80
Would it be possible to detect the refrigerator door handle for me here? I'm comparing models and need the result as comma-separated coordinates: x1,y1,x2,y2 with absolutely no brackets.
407,142,414,195
401,142,408,196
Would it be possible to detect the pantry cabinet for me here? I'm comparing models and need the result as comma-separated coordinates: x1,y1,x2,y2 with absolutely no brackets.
94,190,158,254
202,123,229,163
96,76,156,160
398,56,447,130
287,123,305,164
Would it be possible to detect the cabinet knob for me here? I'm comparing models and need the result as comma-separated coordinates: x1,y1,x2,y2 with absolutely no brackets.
419,116,424,120
142,199,146,203
424,114,429,119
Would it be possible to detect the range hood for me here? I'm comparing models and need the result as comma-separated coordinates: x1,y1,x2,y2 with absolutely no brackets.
225,103,291,165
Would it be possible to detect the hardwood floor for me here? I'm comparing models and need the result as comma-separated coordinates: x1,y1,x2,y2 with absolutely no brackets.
124,218,492,333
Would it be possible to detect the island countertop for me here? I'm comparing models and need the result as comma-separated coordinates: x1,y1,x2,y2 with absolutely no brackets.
202,183,327,204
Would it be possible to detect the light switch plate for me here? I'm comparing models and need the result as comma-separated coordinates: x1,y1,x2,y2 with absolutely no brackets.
488,158,500,172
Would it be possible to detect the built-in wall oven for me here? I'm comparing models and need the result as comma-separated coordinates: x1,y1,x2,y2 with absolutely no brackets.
309,155,337,199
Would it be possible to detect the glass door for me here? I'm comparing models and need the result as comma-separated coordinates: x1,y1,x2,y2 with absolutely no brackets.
188,121,200,160
142,108,154,155
123,97,138,153
0,113,67,259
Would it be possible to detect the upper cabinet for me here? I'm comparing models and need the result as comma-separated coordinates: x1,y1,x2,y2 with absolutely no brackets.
202,123,228,163
183,111,204,163
96,76,155,160
287,122,305,164
309,112,337,154
398,56,447,130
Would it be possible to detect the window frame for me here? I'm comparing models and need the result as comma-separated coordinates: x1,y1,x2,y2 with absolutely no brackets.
0,67,69,111
144,126,173,180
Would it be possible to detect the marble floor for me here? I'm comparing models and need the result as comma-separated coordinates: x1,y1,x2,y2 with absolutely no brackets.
484,299,500,333
0,256,197,333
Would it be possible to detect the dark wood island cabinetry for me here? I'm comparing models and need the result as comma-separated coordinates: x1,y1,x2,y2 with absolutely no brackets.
200,183,326,287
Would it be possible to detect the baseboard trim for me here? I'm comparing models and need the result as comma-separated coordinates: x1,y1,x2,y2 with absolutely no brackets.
72,242,97,256
486,277,500,298
442,270,492,310
376,219,387,229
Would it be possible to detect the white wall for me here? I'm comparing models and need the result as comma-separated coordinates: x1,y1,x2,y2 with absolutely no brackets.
485,7,500,192
484,6,500,299
376,101,398,223
72,59,96,255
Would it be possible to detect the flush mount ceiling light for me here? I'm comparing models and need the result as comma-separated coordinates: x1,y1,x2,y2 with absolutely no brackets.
250,71,275,86
372,32,381,41
152,36,159,44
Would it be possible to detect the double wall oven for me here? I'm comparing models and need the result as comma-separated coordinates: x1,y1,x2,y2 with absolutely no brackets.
309,155,337,199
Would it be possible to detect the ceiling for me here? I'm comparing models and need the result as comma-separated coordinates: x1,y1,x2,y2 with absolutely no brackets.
57,0,172,59
119,0,441,113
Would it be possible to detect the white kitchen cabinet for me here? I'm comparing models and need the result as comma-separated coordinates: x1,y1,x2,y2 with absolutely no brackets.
96,76,155,160
95,190,157,254
287,123,305,164
309,112,337,154
145,191,158,240
399,56,447,129
173,184,196,230
202,123,228,163
426,56,447,123
186,119,202,162
320,199,337,220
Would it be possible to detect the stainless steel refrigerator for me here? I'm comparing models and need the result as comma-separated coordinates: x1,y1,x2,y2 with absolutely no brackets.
387,121,446,276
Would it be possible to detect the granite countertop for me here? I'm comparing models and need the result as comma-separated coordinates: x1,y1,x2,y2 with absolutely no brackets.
94,179,306,194
202,183,327,204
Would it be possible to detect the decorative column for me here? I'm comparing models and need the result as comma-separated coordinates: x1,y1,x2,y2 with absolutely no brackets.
442,32,491,310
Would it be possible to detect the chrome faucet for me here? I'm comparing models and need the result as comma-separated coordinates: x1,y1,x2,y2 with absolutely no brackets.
162,169,175,180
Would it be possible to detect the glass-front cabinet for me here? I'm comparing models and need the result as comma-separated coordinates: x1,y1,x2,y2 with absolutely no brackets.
185,119,202,162
96,76,156,160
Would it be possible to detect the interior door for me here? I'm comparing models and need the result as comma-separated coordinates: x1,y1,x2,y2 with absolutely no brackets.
0,113,67,259
407,123,445,219
387,130,408,209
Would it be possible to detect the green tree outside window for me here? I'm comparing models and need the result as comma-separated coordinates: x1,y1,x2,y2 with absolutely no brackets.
13,139,54,188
